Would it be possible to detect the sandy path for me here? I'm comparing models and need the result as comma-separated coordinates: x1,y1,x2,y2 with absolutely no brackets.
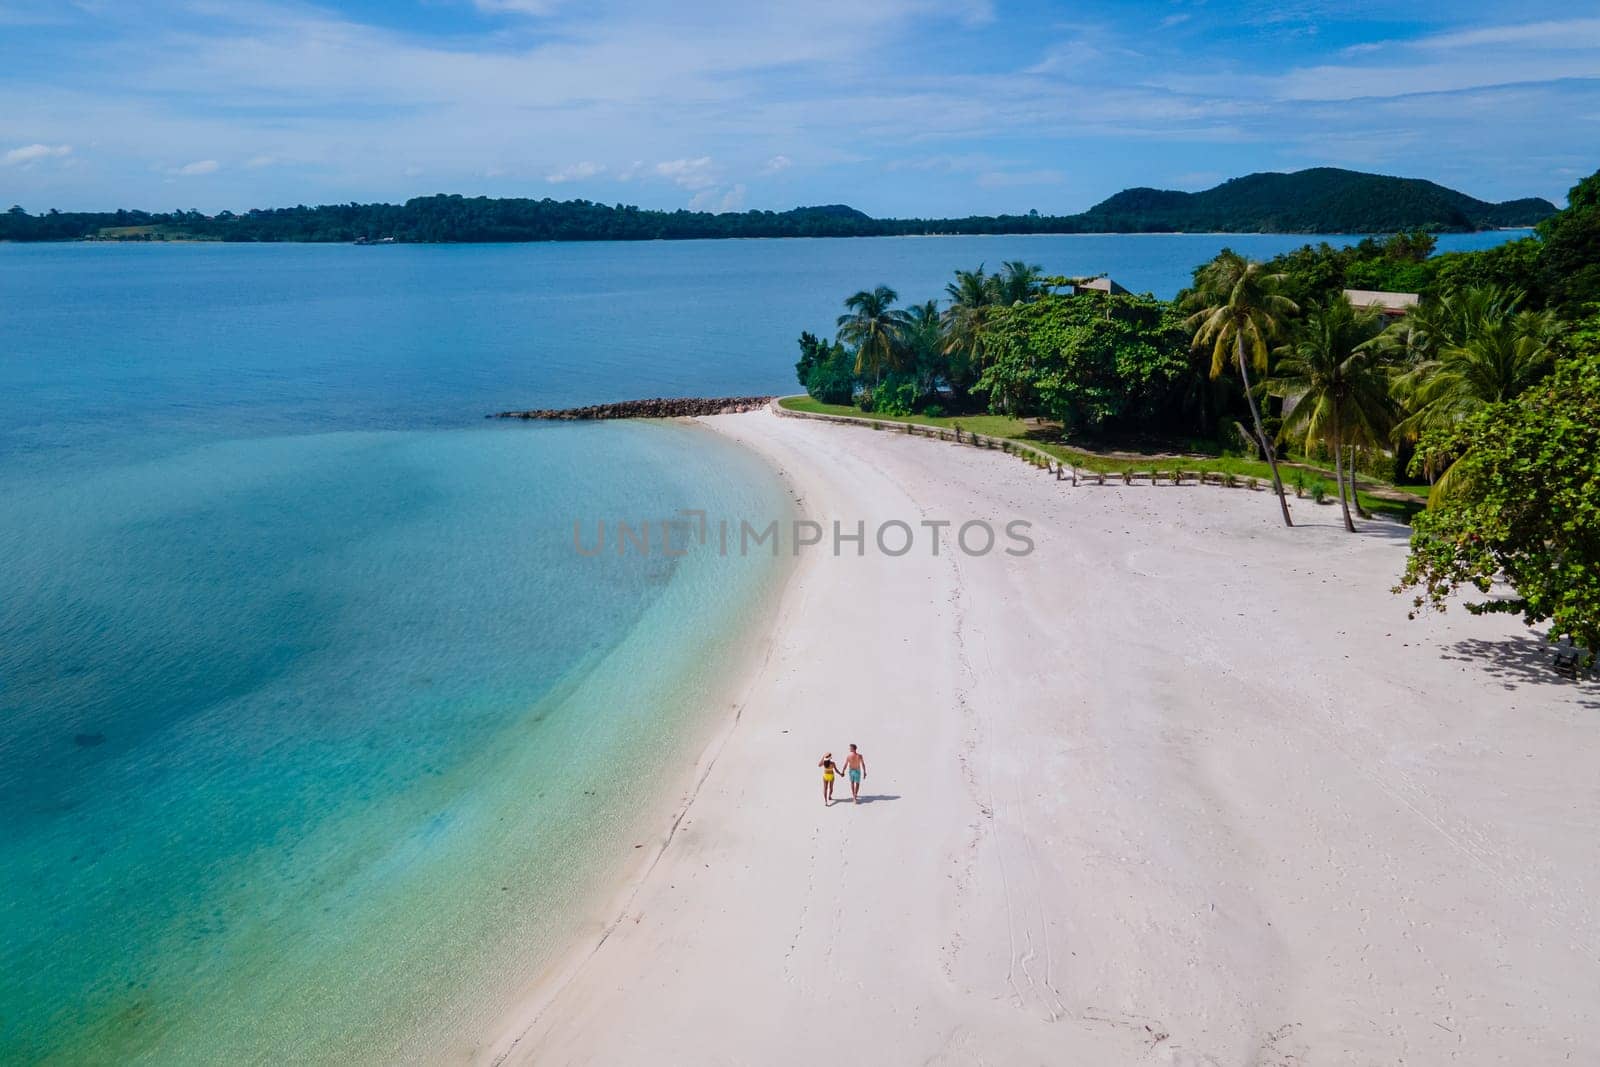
483,409,1598,1066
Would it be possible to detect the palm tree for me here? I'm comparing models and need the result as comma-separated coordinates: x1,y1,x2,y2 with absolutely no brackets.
995,260,1046,305
1184,251,1300,527
1377,285,1532,486
1334,320,1397,524
903,299,945,401
1391,301,1559,503
945,265,995,308
1379,285,1523,369
941,267,998,395
1393,305,1559,436
1272,299,1392,531
837,285,910,391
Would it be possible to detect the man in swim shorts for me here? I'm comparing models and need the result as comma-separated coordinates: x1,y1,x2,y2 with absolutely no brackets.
842,744,866,803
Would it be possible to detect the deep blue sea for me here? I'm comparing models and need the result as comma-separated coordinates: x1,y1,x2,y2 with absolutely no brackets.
0,229,1525,1062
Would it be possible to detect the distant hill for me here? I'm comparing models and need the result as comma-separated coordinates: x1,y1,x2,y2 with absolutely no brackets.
0,168,1558,243
1077,168,1556,233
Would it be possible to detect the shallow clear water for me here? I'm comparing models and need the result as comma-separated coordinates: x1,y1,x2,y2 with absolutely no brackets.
0,230,1525,1062
0,421,789,1062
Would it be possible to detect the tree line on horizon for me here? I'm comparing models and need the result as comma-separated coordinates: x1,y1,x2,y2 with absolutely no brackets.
794,168,1600,663
0,168,1558,243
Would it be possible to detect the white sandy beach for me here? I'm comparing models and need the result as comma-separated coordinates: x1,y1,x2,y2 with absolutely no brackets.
482,408,1599,1066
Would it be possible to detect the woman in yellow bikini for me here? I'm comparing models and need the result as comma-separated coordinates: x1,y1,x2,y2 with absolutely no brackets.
818,752,839,806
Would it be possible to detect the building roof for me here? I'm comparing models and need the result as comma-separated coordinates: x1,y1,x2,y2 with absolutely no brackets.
1343,288,1420,314
1073,276,1130,296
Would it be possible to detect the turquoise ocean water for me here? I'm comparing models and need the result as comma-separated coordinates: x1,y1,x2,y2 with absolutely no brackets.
0,230,1524,1062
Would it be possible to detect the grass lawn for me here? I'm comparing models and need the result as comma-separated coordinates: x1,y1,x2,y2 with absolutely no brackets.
779,396,1035,438
778,395,1426,523
1352,491,1424,523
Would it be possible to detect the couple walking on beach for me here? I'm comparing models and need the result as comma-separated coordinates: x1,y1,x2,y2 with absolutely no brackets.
818,745,866,806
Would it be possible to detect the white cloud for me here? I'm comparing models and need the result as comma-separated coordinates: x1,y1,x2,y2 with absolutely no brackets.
1159,13,1190,28
655,156,718,190
0,4,1271,210
473,0,562,15
946,0,995,27
1026,39,1103,75
1417,18,1600,51
245,154,277,168
545,160,605,183
0,0,1589,212
689,183,747,213
3,142,71,166
173,158,219,175
1272,55,1600,101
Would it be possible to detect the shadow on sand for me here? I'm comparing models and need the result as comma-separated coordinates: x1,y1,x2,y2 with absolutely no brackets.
840,794,901,805
1442,632,1598,709
1288,513,1415,543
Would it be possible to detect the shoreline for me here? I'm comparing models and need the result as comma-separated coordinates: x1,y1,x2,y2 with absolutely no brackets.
0,227,1538,249
455,415,803,1065
477,522,805,1066
478,407,1599,1064
474,417,814,1065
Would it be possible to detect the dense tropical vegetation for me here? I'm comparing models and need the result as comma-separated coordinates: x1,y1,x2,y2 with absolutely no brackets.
1398,317,1600,664
976,283,1192,432
1078,168,1552,234
1,168,1554,244
792,167,1599,661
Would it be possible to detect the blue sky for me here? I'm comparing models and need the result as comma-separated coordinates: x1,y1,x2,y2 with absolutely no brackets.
1,0,1596,215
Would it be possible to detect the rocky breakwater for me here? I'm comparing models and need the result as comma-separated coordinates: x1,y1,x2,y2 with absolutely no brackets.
490,396,775,420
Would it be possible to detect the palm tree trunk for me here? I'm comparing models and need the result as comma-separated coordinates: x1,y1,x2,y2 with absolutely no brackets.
1235,334,1293,528
1346,446,1369,519
1333,419,1355,533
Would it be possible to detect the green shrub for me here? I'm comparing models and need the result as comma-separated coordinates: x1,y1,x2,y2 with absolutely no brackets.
873,379,918,417
797,332,859,405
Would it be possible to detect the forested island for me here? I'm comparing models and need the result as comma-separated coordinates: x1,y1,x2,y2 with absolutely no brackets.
1,168,1555,244
787,166,1600,660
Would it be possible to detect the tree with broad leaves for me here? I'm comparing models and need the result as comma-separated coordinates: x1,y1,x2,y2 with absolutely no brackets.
1398,317,1600,667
